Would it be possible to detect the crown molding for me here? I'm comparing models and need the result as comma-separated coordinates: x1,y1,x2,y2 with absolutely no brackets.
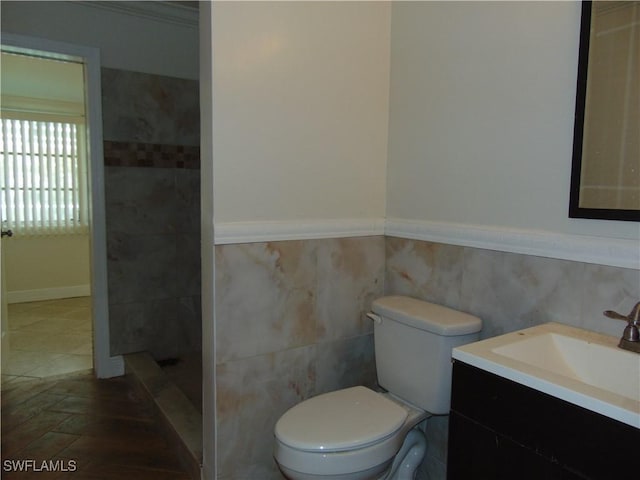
74,1,198,28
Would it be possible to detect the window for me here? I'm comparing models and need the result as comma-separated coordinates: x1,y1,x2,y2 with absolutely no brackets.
0,116,89,236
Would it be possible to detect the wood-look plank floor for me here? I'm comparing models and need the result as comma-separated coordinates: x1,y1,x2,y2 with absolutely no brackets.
1,372,191,479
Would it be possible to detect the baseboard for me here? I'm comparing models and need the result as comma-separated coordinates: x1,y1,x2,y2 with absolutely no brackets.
6,285,91,304
95,355,125,379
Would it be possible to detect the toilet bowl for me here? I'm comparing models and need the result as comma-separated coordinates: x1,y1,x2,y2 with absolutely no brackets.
273,296,482,480
274,386,427,480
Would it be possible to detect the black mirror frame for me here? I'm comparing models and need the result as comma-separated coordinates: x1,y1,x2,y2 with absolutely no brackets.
569,1,640,222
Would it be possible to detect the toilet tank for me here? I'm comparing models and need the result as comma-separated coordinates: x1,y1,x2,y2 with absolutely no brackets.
371,296,482,414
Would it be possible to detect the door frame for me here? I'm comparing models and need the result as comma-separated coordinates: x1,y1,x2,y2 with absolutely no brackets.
1,33,124,378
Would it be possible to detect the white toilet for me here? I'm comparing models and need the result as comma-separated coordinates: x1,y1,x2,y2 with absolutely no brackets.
273,295,482,480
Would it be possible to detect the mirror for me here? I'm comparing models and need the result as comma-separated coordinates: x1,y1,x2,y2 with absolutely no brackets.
569,1,639,221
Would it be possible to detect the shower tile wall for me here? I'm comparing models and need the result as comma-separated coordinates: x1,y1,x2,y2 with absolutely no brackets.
214,237,384,479
101,68,201,359
385,236,640,480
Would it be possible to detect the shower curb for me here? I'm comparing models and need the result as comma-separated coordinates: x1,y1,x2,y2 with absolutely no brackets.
125,352,202,480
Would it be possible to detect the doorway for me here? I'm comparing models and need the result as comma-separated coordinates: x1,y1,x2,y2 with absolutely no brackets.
0,33,123,380
1,50,93,381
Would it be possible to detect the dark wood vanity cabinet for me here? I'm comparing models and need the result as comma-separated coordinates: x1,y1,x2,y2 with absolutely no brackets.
447,361,639,480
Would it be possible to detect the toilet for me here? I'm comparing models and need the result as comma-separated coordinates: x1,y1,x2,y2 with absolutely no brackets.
273,295,482,480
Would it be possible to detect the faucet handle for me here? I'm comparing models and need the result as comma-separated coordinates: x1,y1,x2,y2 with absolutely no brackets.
604,310,630,321
605,302,640,352
604,301,640,324
604,301,640,343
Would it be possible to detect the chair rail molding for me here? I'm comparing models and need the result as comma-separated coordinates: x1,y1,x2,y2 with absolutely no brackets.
385,218,640,270
214,217,639,269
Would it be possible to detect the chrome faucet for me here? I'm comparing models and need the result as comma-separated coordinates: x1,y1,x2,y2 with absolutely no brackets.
604,301,640,353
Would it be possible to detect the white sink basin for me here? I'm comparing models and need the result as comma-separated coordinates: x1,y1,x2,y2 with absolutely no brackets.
453,323,640,428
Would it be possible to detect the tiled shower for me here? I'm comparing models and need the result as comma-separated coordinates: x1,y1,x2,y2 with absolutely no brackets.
100,67,201,361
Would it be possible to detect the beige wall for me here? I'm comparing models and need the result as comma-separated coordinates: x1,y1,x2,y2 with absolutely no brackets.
212,1,390,224
4,235,90,302
386,1,638,241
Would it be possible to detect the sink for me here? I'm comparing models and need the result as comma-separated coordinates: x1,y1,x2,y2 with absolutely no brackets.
492,331,639,401
452,322,640,428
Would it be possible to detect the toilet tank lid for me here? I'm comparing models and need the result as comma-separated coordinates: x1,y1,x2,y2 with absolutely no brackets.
372,296,482,336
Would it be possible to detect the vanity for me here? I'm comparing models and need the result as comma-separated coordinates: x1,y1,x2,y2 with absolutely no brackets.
447,323,639,479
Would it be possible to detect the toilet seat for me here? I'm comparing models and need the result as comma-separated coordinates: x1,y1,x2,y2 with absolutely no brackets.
275,386,408,452
274,387,411,477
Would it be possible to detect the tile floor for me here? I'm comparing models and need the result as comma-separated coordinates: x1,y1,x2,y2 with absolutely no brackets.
1,298,195,479
3,298,93,382
1,371,191,479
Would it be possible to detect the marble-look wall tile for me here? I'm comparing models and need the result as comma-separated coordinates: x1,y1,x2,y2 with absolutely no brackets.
215,241,318,362
315,334,377,394
178,295,203,353
101,68,200,146
109,299,176,356
105,166,177,235
215,236,385,477
386,237,465,309
216,346,316,480
460,249,584,339
107,233,177,305
383,237,639,480
102,68,201,361
176,233,202,298
175,168,201,234
214,235,637,479
110,297,201,359
316,237,385,341
579,264,640,337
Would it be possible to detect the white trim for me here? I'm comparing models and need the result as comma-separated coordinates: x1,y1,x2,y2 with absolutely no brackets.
214,218,386,245
7,285,91,304
214,217,638,269
1,34,123,379
101,354,126,379
75,1,199,28
386,218,640,270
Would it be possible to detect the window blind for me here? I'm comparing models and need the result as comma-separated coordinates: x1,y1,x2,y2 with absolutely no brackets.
0,117,89,236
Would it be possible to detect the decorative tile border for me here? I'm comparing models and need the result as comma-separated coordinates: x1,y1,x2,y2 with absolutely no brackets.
104,140,200,169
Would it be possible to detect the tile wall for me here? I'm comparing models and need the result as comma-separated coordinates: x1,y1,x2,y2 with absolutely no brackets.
385,236,640,479
101,68,201,360
214,237,384,479
213,234,638,480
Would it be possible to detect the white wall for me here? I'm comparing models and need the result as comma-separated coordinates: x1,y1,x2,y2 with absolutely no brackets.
212,1,390,225
4,236,91,302
387,1,639,242
0,1,198,80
